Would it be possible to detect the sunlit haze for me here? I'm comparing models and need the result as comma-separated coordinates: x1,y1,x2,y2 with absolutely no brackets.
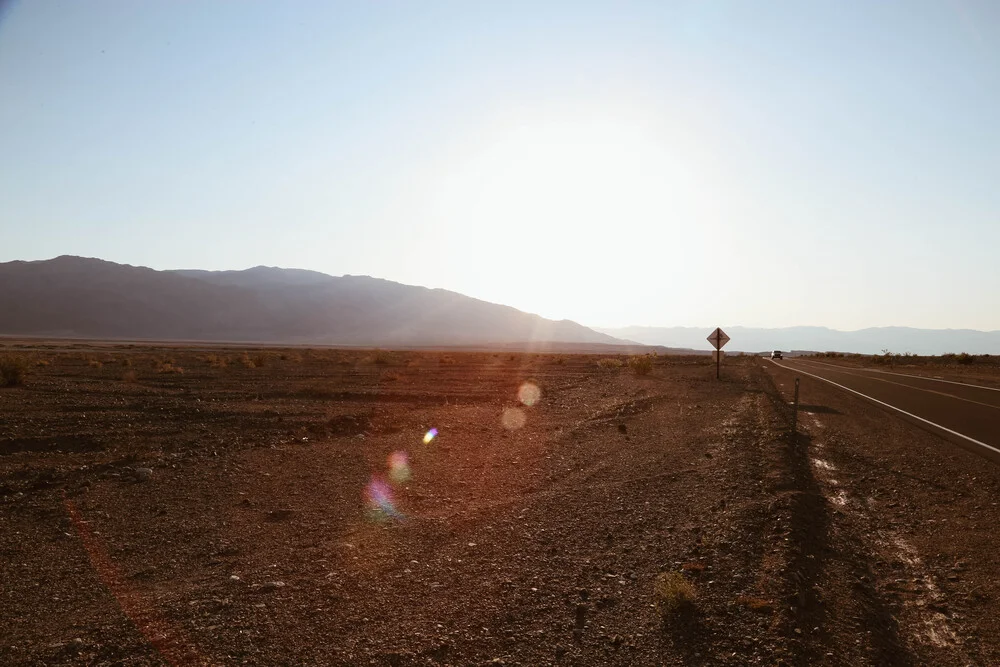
2,1,999,330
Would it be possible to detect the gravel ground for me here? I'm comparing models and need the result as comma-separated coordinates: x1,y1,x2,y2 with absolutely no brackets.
2,345,998,665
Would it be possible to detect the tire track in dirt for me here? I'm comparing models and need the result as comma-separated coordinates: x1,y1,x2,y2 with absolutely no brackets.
757,367,914,666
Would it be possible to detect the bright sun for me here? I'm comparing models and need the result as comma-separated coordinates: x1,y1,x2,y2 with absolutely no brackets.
414,109,712,322
434,115,688,238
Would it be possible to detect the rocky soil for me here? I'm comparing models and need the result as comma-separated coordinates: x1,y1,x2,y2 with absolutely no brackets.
2,344,998,665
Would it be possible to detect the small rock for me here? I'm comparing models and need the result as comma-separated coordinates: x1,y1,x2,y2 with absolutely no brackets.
261,581,286,591
134,468,153,482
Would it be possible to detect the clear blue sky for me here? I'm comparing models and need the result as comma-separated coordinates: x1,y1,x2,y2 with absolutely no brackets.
2,0,998,331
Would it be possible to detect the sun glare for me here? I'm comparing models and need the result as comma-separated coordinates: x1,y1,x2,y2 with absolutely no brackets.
421,110,707,322
439,116,684,232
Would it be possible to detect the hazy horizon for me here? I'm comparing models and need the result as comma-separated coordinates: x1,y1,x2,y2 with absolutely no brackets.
2,1,999,331
8,254,1000,338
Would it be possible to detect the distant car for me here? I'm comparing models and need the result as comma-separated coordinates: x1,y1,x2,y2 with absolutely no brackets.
770,350,783,360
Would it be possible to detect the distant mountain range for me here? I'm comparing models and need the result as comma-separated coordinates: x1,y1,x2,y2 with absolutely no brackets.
6,257,993,355
0,256,629,348
595,326,1000,356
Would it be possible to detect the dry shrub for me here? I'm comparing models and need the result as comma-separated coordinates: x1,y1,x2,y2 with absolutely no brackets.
35,358,51,367
157,362,184,374
654,572,696,618
121,369,138,383
88,359,103,369
628,355,654,376
362,350,395,366
120,357,132,367
205,354,228,369
0,355,29,387
597,358,624,369
240,352,267,369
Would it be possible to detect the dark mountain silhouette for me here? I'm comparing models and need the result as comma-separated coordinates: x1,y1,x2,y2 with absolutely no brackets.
596,325,1000,356
0,256,626,347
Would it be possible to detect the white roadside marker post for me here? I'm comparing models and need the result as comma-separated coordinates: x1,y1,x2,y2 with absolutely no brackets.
793,378,800,435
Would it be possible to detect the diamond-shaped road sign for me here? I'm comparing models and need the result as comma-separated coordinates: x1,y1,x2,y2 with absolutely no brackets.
707,327,730,350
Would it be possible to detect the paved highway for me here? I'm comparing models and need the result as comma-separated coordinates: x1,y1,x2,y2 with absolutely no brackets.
770,357,1000,459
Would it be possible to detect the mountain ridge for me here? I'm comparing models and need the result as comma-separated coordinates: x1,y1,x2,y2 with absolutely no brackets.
0,256,624,347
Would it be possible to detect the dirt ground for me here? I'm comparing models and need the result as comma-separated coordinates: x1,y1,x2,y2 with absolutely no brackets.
2,345,1000,666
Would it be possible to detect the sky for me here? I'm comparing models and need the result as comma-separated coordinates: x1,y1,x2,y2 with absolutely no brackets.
1,1,999,332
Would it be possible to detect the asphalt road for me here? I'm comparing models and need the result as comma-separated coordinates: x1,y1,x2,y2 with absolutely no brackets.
770,357,1000,460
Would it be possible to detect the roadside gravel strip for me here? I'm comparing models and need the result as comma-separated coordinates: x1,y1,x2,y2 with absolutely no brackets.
768,359,1000,666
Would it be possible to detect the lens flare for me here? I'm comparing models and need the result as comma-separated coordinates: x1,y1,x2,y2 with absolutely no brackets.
518,382,541,406
387,450,411,483
365,476,402,521
423,428,438,444
501,407,527,430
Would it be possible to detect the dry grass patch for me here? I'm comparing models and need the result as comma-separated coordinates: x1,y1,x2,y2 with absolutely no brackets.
156,362,184,374
0,354,29,387
735,596,775,614
239,352,268,369
654,572,696,618
628,355,654,376
204,354,228,369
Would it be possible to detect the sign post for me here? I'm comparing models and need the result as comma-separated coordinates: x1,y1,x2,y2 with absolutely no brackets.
792,378,800,434
706,327,730,379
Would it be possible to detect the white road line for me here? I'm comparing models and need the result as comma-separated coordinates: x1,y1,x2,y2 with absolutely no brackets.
791,360,1000,411
768,359,1000,456
793,358,1000,393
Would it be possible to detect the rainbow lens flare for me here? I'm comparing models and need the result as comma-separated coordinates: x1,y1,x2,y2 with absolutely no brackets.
501,407,527,430
387,450,411,483
518,382,541,406
423,428,438,444
365,476,402,521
